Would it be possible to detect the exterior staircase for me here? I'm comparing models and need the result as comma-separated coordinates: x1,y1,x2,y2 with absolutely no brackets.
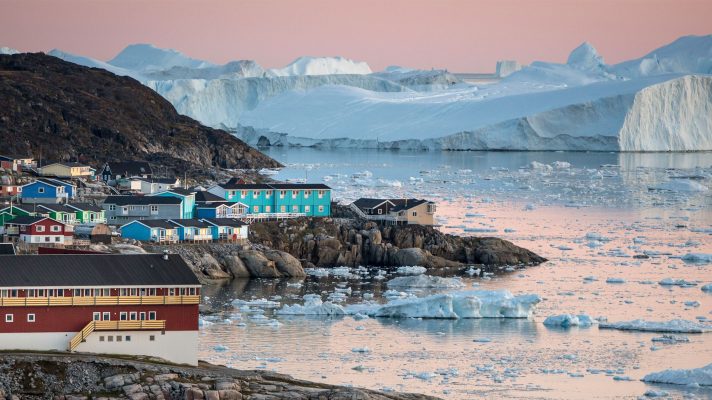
68,320,166,351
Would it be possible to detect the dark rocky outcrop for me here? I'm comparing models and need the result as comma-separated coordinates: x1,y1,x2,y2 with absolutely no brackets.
0,353,439,400
249,217,546,268
0,53,280,178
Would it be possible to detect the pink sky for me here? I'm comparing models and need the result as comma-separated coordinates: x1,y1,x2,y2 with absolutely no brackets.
1,0,710,72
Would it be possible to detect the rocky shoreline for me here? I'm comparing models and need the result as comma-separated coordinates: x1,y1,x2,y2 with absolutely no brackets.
0,353,439,400
134,213,546,283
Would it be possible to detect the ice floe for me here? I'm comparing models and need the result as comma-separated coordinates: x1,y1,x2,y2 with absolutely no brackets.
599,319,712,333
386,275,465,289
642,363,712,386
396,266,427,275
276,294,345,316
658,278,697,287
681,253,712,264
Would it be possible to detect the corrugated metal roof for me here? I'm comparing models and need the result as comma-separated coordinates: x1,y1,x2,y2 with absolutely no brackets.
194,191,225,203
4,215,50,225
169,219,213,228
0,254,200,287
122,219,176,229
201,218,246,227
66,203,103,212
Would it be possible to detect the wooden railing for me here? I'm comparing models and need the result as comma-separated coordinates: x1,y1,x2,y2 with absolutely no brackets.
68,320,166,351
0,295,200,307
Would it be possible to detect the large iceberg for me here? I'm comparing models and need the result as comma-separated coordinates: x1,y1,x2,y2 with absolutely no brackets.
41,36,712,151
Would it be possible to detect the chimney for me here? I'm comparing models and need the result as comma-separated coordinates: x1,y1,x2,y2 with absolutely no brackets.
163,250,169,261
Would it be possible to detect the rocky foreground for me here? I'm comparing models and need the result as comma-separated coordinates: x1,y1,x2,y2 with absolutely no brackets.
0,353,438,400
137,213,545,283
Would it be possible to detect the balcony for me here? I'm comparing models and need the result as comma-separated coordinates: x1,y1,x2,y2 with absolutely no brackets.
69,320,166,351
0,295,200,307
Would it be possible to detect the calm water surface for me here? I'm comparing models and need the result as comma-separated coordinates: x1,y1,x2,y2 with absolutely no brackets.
200,149,712,399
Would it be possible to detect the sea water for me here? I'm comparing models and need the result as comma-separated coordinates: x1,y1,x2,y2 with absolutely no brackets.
199,149,712,399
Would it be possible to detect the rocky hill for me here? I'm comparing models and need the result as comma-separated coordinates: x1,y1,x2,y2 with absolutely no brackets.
0,53,280,176
0,353,438,400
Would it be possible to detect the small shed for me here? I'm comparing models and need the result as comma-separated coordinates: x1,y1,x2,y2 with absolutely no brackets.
73,223,112,244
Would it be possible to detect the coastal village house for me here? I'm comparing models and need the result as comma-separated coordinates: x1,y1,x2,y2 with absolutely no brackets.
207,183,332,218
351,198,437,226
150,189,196,219
1,155,35,172
40,162,95,179
103,195,183,224
0,184,22,198
119,218,248,243
21,178,76,204
3,216,73,245
0,254,200,365
36,204,78,225
100,161,153,183
119,177,181,195
66,203,107,224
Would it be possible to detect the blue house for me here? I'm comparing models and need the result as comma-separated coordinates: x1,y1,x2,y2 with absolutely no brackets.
201,218,248,241
151,189,196,219
21,178,76,204
195,202,248,219
119,220,178,243
168,219,213,242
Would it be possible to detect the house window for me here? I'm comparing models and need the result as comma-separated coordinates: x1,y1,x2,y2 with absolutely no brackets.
265,205,271,213
149,288,156,296
54,237,60,242
109,205,116,211
125,336,131,342
93,312,101,321
377,209,383,215
304,190,311,199
318,190,326,198
120,312,127,321
253,191,259,199
140,312,146,320
38,187,45,194
292,205,299,213
122,207,128,214
116,336,122,342
51,225,61,232
99,336,105,342
291,190,297,199
150,205,159,214
318,205,324,213
5,314,13,323
265,190,272,198
36,225,45,232
279,190,286,199
241,190,248,198
412,211,417,217
107,336,113,342
150,335,155,341
280,205,286,213
45,237,50,242
103,312,110,321
189,287,197,295
130,312,137,321
27,314,35,322
148,311,157,320
169,288,176,296
253,206,259,213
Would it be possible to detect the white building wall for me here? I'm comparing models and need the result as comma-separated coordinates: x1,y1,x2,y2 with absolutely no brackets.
0,330,198,365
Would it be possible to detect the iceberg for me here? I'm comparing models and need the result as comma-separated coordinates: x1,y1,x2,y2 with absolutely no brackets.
269,56,371,76
543,314,596,328
599,319,712,333
642,363,712,386
0,47,20,55
353,290,541,319
681,253,712,264
395,266,427,275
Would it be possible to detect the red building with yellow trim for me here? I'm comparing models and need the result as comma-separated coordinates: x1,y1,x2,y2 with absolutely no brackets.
0,254,200,365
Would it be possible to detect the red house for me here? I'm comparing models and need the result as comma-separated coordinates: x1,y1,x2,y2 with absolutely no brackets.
0,254,200,365
4,216,73,245
0,185,21,197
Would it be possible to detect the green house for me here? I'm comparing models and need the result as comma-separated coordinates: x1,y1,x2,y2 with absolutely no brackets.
0,204,39,224
66,203,106,224
36,204,77,225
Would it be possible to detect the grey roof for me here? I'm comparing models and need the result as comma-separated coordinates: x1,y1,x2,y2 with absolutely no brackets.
57,162,91,168
219,182,331,190
132,177,178,184
105,161,152,176
219,183,272,190
4,215,51,225
390,199,431,211
201,218,246,228
36,203,74,212
104,196,182,206
0,243,15,255
0,254,200,287
195,191,225,203
37,178,75,187
352,198,392,209
66,203,103,212
169,219,212,228
123,219,176,229
0,204,39,214
195,202,241,209
155,188,195,196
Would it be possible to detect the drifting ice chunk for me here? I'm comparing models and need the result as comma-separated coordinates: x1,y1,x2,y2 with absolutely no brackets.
599,319,712,333
387,275,465,288
642,363,712,386
606,277,626,284
658,278,697,287
702,284,712,292
396,266,427,275
681,253,712,264
276,294,345,316
649,180,709,192
543,314,596,328
353,290,541,319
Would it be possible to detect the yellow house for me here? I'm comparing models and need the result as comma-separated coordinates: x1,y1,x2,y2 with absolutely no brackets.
351,198,437,226
40,162,95,179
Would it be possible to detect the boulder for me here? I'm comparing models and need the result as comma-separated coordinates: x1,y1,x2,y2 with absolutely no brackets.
221,255,251,278
238,250,281,278
263,250,306,277
394,248,428,266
